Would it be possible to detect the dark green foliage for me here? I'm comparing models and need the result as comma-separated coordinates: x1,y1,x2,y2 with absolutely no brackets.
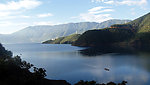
136,32,150,41
128,12,150,46
79,46,134,56
33,67,47,78
0,55,47,85
0,43,12,59
73,28,134,46
21,60,34,70
128,12,150,32
110,24,133,29
74,80,96,85
74,80,127,85
130,32,150,47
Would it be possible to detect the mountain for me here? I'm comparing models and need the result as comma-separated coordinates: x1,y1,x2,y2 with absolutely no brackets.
128,12,150,33
72,28,134,46
128,12,150,46
73,12,150,47
42,34,81,44
0,19,130,44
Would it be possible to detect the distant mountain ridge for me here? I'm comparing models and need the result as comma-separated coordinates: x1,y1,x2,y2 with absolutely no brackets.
73,12,150,47
0,19,131,43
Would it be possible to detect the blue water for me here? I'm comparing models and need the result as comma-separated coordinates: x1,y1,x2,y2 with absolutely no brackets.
3,43,150,85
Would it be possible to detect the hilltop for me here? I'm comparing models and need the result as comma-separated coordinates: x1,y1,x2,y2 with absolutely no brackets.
73,12,150,47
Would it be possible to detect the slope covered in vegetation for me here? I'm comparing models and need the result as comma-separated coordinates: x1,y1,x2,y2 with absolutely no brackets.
43,34,81,44
73,28,134,46
73,12,150,47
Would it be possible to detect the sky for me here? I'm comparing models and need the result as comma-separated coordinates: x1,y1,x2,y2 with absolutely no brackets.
0,0,150,34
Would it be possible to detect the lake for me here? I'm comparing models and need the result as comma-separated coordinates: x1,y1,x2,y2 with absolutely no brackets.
3,43,150,85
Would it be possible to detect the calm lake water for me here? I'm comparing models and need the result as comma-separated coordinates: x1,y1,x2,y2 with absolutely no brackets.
3,43,150,85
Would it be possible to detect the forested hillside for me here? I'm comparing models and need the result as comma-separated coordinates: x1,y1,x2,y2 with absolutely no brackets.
73,12,150,47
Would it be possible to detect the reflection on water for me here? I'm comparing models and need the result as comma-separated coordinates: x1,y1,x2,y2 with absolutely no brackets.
79,46,150,56
79,46,133,56
3,43,150,85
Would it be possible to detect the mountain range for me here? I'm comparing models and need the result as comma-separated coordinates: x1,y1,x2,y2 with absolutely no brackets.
73,12,150,47
0,19,130,44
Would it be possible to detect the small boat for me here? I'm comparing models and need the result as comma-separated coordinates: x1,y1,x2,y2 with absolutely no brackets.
104,68,110,71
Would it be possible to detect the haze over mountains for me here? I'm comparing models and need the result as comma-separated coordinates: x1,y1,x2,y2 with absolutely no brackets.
0,19,130,44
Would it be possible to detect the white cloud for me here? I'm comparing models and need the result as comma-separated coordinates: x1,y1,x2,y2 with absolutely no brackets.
0,12,11,17
89,8,114,14
33,21,58,25
0,15,31,20
117,0,147,6
0,21,30,34
0,0,42,34
0,0,42,11
0,0,42,19
0,0,42,20
88,6,105,12
79,13,112,23
0,21,60,34
104,0,114,4
91,0,105,3
91,0,148,6
20,15,31,18
37,13,53,18
73,6,114,23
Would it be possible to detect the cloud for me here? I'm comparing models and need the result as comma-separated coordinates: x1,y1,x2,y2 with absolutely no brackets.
72,6,114,23
89,8,114,14
118,0,147,6
0,0,42,34
91,0,105,3
33,21,58,25
20,15,31,18
0,0,42,11
0,21,30,34
37,13,53,18
104,0,114,4
91,0,148,6
79,13,112,23
0,21,59,34
88,6,105,12
0,0,42,20
0,12,11,17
